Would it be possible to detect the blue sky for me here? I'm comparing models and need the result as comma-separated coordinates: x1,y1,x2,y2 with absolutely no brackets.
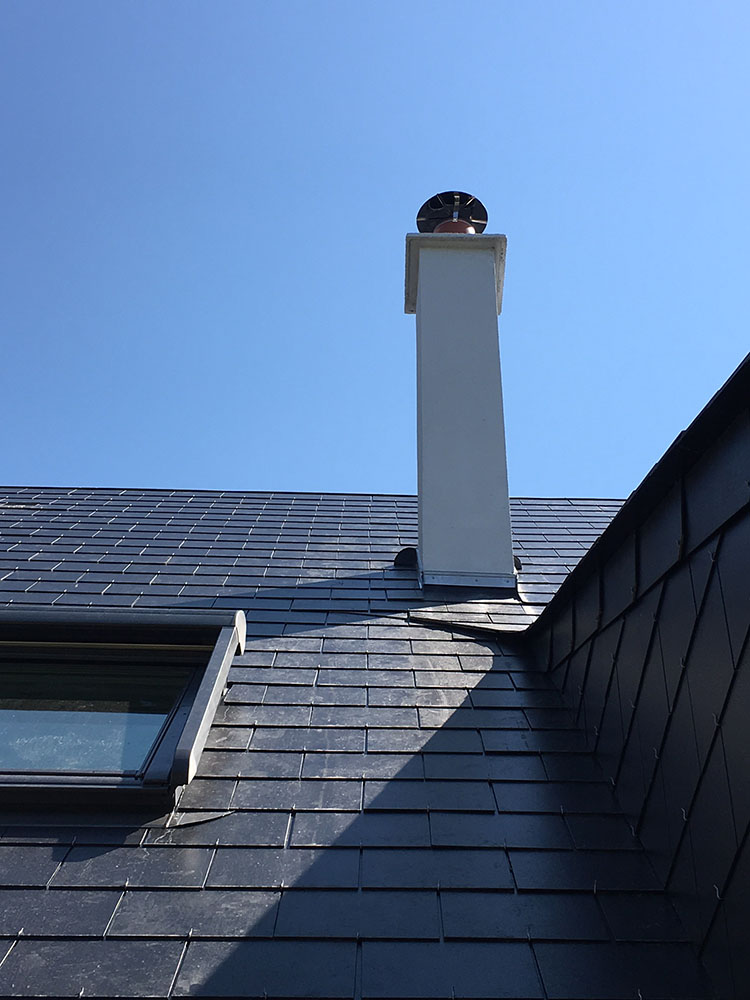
2,1,749,499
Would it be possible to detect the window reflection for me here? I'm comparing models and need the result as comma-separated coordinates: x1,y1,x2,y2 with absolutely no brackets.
0,663,194,774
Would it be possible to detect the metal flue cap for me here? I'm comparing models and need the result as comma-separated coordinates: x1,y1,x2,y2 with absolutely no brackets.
416,191,488,234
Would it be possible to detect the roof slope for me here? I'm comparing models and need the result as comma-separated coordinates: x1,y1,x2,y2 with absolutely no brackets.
0,490,716,998
0,491,621,628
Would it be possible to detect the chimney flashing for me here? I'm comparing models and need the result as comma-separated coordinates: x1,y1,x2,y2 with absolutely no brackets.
404,233,507,315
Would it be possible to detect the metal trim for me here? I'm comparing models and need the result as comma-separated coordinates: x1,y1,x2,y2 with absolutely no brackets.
170,624,241,787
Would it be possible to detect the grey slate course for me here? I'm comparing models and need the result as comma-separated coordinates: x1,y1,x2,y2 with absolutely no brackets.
0,845,68,886
441,891,609,940
361,941,543,999
207,847,359,888
109,888,280,937
533,941,712,999
0,488,714,998
51,845,213,888
430,811,574,849
361,848,513,889
0,940,185,998
0,888,119,936
275,888,440,939
173,939,357,997
291,811,431,847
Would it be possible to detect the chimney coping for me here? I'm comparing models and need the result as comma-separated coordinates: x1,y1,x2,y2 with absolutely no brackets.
404,233,507,315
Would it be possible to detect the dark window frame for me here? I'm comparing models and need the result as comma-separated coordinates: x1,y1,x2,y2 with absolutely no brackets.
0,608,246,806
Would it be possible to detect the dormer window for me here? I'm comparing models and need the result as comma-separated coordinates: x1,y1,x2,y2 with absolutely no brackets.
0,608,245,806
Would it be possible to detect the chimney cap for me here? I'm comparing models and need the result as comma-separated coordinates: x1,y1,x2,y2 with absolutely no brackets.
416,191,488,234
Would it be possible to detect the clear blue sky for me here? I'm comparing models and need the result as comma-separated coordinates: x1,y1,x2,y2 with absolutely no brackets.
2,1,749,499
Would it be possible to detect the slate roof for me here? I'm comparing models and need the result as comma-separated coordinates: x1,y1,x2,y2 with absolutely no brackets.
0,489,718,998
0,491,620,625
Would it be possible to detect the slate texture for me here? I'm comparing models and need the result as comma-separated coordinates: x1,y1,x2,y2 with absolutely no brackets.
0,490,716,998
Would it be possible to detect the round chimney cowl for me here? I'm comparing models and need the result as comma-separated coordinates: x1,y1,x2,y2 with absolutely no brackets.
416,191,488,234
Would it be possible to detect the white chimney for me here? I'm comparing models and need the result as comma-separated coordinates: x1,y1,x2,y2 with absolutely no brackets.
404,191,515,589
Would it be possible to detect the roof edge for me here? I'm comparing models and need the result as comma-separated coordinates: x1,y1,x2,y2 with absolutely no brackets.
525,349,750,634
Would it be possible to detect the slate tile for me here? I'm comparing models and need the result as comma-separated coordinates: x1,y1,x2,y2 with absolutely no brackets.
565,815,640,850
482,730,589,753
231,778,361,811
459,657,515,680
680,736,737,937
207,847,358,888
0,845,68,886
291,811,430,847
367,687,469,707
541,753,604,781
362,848,512,889
231,651,275,666
656,566,696,708
715,513,750,665
204,727,252,750
0,940,184,997
524,707,577,729
369,653,461,671
229,666,316,684
683,411,750,551
176,779,236,811
198,750,302,778
442,891,608,940
598,892,689,941
215,704,312,727
718,826,750,995
471,688,564,708
418,670,512,690
52,846,212,888
700,905,736,1000
368,779,496,812
109,888,279,937
509,671,557,691
430,812,572,849
719,647,750,836
414,640,500,656
419,707,528,729
318,668,414,687
1,824,146,846
265,684,368,705
174,939,356,997
311,706,419,728
144,811,289,847
275,888,440,939
361,941,542,998
367,729,483,754
0,888,119,936
509,849,659,890
223,682,266,705
533,941,711,999
685,598,735,755
301,752,423,780
423,753,546,781
251,727,366,752
493,780,618,813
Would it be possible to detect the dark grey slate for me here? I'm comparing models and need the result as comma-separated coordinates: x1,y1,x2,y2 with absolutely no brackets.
441,891,608,940
0,940,184,997
174,939,356,997
361,941,543,998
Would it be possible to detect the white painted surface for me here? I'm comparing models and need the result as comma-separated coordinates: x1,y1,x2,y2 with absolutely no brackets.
406,234,515,588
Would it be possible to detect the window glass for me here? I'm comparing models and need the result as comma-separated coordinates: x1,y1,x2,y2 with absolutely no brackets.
0,661,194,774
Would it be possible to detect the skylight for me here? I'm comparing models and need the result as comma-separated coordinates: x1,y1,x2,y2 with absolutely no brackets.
0,608,246,805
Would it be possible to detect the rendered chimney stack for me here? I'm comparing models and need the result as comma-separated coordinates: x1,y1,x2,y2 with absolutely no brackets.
404,191,515,589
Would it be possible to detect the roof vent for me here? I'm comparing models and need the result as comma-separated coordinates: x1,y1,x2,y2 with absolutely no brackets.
416,191,488,235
